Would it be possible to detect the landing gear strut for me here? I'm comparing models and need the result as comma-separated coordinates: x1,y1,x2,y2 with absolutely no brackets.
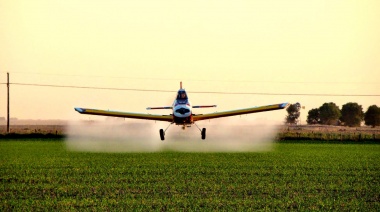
161,123,206,140
159,122,173,141
194,122,206,140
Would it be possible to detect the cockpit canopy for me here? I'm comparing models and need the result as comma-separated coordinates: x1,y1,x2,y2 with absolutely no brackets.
176,89,188,104
177,90,188,100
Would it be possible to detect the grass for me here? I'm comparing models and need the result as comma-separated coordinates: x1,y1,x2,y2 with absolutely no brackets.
1,140,379,210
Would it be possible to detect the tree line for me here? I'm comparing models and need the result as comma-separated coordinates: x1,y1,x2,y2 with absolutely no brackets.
285,102,380,127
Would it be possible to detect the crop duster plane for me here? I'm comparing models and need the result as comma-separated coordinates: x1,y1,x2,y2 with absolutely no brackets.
75,82,288,140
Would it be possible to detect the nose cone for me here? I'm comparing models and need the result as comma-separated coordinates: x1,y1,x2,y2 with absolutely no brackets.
173,105,191,118
176,107,190,115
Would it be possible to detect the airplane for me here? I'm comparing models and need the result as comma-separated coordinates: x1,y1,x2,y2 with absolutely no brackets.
74,82,289,140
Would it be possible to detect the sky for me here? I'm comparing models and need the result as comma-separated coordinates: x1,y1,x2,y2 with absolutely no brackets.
0,0,379,124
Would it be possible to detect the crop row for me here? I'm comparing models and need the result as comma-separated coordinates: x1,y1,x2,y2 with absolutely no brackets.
1,141,379,210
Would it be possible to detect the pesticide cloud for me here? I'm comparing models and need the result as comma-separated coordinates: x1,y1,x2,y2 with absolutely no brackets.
164,118,279,152
66,120,160,152
65,118,279,152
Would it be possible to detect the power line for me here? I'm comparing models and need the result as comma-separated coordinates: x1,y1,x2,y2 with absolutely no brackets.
10,83,173,92
2,72,378,85
8,82,380,97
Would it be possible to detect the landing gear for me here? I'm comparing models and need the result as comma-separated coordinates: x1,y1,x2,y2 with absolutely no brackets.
194,122,206,140
159,122,173,141
159,129,165,141
201,128,206,140
160,122,206,140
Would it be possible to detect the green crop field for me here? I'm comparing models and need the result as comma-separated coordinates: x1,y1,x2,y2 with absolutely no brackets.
1,140,379,211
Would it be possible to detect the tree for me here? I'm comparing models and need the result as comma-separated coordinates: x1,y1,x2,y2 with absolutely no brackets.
307,108,320,124
364,105,380,127
340,102,364,127
319,102,341,125
285,103,301,124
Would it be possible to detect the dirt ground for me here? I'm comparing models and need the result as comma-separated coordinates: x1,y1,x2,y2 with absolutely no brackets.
281,124,380,134
0,125,66,135
1,120,379,136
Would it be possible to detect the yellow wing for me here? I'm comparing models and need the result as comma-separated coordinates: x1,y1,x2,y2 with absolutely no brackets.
74,108,173,122
193,103,288,121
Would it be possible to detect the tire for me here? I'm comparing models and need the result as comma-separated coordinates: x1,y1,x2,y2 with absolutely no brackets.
159,129,165,141
201,128,206,140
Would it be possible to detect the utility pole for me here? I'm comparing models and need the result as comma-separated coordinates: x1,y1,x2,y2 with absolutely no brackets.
7,72,10,133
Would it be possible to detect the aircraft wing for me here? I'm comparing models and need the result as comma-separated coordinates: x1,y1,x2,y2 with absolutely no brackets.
74,108,173,122
193,103,288,121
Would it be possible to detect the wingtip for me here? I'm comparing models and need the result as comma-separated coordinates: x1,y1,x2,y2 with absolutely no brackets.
280,103,290,108
74,107,85,113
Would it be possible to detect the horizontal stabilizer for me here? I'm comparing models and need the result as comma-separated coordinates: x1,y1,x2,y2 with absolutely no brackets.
192,105,217,108
146,106,173,110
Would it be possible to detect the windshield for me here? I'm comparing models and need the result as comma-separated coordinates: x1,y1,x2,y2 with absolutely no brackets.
177,90,188,100
176,90,189,104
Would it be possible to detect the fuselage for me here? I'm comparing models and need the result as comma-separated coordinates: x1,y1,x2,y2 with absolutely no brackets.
172,89,193,125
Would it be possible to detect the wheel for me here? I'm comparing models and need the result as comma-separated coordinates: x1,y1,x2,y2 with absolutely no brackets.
201,128,206,140
159,129,165,141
